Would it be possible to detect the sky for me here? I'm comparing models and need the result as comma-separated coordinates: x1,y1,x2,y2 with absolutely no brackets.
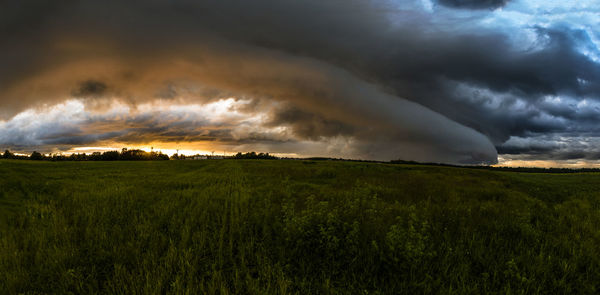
1,0,600,167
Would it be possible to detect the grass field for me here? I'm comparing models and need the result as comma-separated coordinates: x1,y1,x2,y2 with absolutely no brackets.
1,159,599,294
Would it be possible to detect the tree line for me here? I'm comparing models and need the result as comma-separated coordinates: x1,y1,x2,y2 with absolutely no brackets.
231,152,277,159
2,148,169,161
3,149,600,172
1,149,278,161
390,159,600,173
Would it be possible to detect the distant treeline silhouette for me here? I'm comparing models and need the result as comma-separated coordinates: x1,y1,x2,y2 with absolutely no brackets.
390,159,600,173
2,148,169,161
1,149,277,161
3,149,600,172
232,152,277,159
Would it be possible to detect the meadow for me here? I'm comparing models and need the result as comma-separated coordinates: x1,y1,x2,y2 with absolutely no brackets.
1,159,599,294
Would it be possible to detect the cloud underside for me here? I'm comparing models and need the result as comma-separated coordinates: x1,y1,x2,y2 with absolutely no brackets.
1,0,600,164
437,0,509,9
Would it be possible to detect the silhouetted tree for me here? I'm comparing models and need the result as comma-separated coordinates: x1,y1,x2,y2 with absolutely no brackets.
102,151,120,160
233,152,277,159
30,151,44,160
50,154,68,161
3,150,12,159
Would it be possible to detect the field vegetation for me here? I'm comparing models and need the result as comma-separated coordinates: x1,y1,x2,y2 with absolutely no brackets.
1,159,599,294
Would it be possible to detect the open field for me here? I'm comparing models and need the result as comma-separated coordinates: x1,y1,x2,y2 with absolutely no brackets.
1,159,600,294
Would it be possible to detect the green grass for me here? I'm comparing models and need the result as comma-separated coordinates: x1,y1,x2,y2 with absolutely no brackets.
1,159,599,294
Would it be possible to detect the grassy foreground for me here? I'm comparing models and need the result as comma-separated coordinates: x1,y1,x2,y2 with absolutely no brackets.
1,159,599,294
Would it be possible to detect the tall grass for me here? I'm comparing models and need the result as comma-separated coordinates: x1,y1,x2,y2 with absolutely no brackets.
1,159,599,293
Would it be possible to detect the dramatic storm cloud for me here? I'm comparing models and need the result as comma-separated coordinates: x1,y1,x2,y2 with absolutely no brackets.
1,0,599,165
437,0,509,9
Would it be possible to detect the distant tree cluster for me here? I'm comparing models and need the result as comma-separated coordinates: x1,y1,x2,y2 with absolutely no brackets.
470,165,600,173
1,148,169,161
170,154,218,160
1,149,281,161
233,152,277,159
389,159,420,165
2,150,29,160
390,158,600,173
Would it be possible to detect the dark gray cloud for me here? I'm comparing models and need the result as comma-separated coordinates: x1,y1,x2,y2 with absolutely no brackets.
1,0,599,164
72,80,108,98
496,133,600,163
437,0,509,9
496,143,556,155
266,106,355,141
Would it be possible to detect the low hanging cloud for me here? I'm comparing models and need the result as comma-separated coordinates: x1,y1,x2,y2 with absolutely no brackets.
1,0,600,164
71,80,109,99
436,0,509,9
